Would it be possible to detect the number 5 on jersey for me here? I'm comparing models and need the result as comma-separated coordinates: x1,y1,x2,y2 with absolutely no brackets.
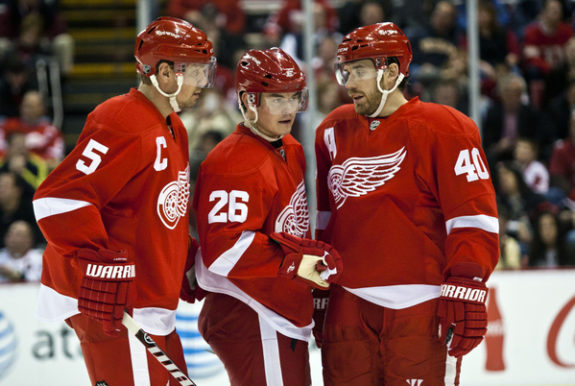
76,139,109,175
208,190,249,223
454,148,489,182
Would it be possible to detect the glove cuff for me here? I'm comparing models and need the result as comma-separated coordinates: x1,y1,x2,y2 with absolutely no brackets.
447,262,485,281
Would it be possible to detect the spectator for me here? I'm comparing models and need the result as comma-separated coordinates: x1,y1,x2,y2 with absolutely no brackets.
546,77,575,141
0,171,39,248
407,1,464,85
179,88,239,156
0,0,74,75
514,137,550,194
482,73,545,164
313,34,340,84
168,0,245,35
495,161,544,252
189,129,224,181
0,131,48,191
549,108,575,197
338,0,392,34
465,0,521,99
265,0,339,63
169,1,245,70
0,220,42,283
496,204,523,270
522,0,574,108
1,90,64,168
0,55,38,119
529,210,574,267
429,77,468,115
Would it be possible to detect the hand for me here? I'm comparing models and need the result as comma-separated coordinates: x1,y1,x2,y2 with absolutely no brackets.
437,264,488,357
180,236,206,303
312,289,330,348
271,232,343,289
76,248,135,336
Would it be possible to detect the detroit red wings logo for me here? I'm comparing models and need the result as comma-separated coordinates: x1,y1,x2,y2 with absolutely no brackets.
275,180,310,237
328,147,406,209
157,166,190,229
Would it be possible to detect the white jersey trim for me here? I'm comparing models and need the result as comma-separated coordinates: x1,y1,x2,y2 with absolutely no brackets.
36,284,176,335
316,211,331,231
445,214,499,235
343,284,441,309
196,249,312,341
259,314,284,386
33,197,92,221
209,230,255,277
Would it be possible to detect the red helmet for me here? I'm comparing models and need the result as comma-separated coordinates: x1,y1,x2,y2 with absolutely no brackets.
337,22,412,75
236,47,306,96
134,16,214,76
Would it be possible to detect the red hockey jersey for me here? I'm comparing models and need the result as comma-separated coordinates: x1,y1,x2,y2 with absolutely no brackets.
315,98,499,309
193,124,314,341
33,89,190,334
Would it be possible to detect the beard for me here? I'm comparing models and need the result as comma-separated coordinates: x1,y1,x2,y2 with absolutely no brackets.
350,89,381,116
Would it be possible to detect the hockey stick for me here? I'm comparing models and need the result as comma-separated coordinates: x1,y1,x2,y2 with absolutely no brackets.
122,312,198,386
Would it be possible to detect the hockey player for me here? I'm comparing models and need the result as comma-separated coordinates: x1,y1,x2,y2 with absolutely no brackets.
193,47,343,385
314,22,499,385
32,17,215,385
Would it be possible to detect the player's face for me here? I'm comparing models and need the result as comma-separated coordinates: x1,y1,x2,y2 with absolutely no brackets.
176,84,203,109
255,92,301,138
341,59,381,116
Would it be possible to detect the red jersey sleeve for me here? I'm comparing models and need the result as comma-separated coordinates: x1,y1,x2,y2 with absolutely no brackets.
421,113,499,279
33,117,141,258
193,157,284,280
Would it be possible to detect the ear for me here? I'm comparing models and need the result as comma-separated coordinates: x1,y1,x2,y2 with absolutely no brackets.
156,62,173,83
382,62,400,89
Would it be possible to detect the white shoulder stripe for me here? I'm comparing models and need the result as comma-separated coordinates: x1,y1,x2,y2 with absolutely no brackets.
209,230,255,277
33,197,92,221
445,214,499,235
316,211,331,231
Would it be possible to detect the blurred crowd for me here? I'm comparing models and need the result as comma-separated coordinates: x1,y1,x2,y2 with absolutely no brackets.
1,0,575,283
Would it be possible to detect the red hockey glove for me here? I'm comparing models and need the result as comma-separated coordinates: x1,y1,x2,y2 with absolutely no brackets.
437,263,488,357
180,236,206,303
312,289,330,348
271,232,343,290
76,248,135,336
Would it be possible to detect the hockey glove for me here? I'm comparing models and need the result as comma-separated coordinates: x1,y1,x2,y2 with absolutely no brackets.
437,263,488,357
180,235,206,303
271,232,343,290
312,288,330,348
76,248,135,336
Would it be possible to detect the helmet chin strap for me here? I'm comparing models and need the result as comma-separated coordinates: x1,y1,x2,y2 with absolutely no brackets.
368,70,405,118
150,74,184,113
239,99,284,142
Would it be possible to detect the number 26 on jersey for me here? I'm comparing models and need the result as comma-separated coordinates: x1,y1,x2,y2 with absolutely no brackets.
208,190,250,224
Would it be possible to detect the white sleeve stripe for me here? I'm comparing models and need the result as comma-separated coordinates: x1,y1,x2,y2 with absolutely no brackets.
33,197,92,221
445,214,499,235
316,211,331,231
209,231,255,277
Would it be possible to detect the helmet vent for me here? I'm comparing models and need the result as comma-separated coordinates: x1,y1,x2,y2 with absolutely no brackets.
137,40,144,51
147,26,157,34
261,81,269,87
264,74,273,79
